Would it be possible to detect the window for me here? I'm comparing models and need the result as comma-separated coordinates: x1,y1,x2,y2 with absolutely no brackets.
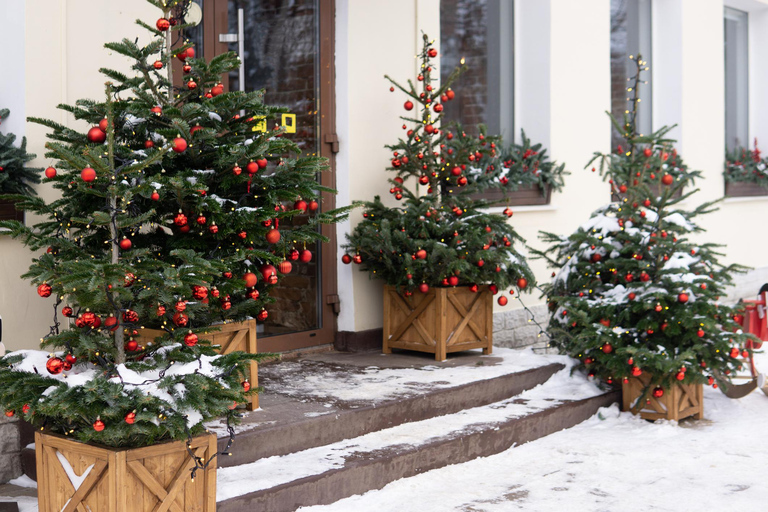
440,0,514,139
724,7,749,151
610,0,652,149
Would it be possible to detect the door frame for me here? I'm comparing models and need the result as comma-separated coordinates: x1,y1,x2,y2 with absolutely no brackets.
201,0,338,352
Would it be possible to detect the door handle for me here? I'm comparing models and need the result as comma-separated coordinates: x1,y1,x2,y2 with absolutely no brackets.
218,8,245,92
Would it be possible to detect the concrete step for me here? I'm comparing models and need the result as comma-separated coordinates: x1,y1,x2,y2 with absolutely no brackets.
217,381,619,511
216,360,566,467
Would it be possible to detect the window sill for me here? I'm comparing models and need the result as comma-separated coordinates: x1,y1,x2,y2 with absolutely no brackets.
723,195,768,204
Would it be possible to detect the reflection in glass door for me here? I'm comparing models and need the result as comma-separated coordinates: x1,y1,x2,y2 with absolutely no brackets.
227,0,325,339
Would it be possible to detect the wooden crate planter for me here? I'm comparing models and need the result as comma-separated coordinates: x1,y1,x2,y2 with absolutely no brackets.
35,431,217,512
621,373,703,421
136,319,259,410
724,181,768,198
383,285,493,361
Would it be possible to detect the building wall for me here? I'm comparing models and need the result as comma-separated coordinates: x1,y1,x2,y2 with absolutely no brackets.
335,0,768,336
2,0,768,349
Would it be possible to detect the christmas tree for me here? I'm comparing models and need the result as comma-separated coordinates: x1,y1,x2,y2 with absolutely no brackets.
0,108,40,196
0,0,347,448
537,57,754,407
343,35,562,302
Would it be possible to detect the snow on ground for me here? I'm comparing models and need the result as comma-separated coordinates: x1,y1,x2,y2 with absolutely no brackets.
298,352,768,512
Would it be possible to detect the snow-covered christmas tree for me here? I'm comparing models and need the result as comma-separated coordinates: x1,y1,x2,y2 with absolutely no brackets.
537,56,754,409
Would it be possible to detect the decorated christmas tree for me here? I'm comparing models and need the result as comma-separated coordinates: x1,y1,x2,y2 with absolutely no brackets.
0,0,347,448
343,35,563,303
0,108,40,196
537,57,754,407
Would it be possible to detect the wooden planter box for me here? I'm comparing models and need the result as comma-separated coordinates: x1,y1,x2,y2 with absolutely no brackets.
725,180,768,198
135,319,259,410
621,373,703,421
383,285,493,361
35,431,217,512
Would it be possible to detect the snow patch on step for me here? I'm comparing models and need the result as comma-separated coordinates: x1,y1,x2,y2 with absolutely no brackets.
216,357,603,502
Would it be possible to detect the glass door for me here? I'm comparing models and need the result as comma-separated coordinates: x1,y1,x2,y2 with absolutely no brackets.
201,0,338,352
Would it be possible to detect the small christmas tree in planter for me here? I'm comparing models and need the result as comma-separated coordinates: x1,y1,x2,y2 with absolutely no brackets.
536,57,755,421
343,35,556,361
724,139,768,197
0,108,41,221
0,1,348,510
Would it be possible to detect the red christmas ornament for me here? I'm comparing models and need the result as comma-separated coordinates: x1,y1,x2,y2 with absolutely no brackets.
208,224,219,234
93,418,105,432
211,84,224,96
153,60,163,70
125,411,136,424
4,411,13,418
416,249,427,260
652,387,664,398
289,249,300,261
503,208,513,218
428,48,438,57
173,312,189,326
123,310,139,323
308,200,319,211
192,286,208,300
195,214,207,225
62,306,74,317
174,212,188,226
246,161,259,174
257,158,268,169
266,229,281,244
294,200,308,212
174,301,187,312
516,278,528,290
643,148,652,157
341,254,352,264
602,343,613,354
156,18,170,31
446,89,455,100
278,261,293,274
448,275,459,286
46,357,65,375
87,127,106,143
105,316,119,331
81,167,97,182
22,404,30,415
489,284,498,295
150,106,162,115
156,305,167,317
125,340,139,352
678,293,689,303
248,289,260,300
37,283,52,298
498,295,508,306
183,64,192,74
418,283,429,294
676,371,685,381
242,381,251,392
257,309,269,321
119,238,132,250
44,166,57,179
404,101,414,111
631,366,642,376
299,250,313,263
352,254,363,264
184,331,199,347
150,190,160,201
233,165,243,176
172,137,187,153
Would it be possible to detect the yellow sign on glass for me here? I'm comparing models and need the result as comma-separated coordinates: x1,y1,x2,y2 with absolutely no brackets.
281,113,297,133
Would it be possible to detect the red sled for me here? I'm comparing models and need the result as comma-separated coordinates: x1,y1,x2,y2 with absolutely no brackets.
738,285,768,349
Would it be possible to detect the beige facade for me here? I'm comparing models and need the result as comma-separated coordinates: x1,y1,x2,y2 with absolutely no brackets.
1,0,767,350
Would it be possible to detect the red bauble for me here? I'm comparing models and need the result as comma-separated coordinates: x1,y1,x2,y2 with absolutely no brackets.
618,184,627,193
289,249,300,261
93,419,105,432
233,165,243,176
87,127,106,143
174,301,187,312
341,254,352,264
119,238,132,250
123,310,139,323
246,161,259,174
446,89,455,100
266,229,281,244
261,265,278,284
211,84,224,96
516,278,528,290
153,60,163,69
652,387,664,398
730,347,740,358
81,167,97,182
278,260,293,274
37,283,52,298
697,329,705,337
248,289,260,300
419,175,429,185
661,174,674,185
156,305,166,317
192,285,208,300
184,331,199,347
45,357,65,375
174,212,188,226
678,293,689,303
151,190,160,201
208,224,219,234
156,18,170,31
404,101,414,111
416,249,427,260
418,283,429,294
503,208,513,218
308,200,319,211
257,309,269,321
125,340,139,352
602,343,613,354
105,316,119,331
221,300,232,310
150,106,162,115
242,381,251,392
62,306,74,317
299,250,313,263
172,137,187,153
22,404,30,415
125,411,136,424
428,48,438,58
98,118,108,132
489,284,498,295
676,371,685,381
244,272,259,288
498,295,508,306
183,64,192,74
44,166,57,179
643,148,652,157
294,200,308,212
591,253,602,263
631,366,642,376
173,312,189,326
256,158,268,169
433,103,443,113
